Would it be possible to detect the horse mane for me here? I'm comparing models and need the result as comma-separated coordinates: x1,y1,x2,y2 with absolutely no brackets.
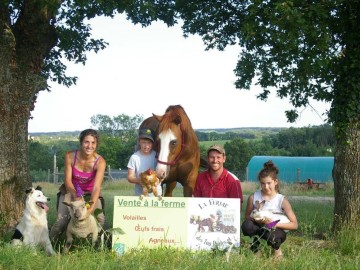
160,105,197,144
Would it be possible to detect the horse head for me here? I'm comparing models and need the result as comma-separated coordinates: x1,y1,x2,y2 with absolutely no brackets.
139,105,200,197
154,105,187,178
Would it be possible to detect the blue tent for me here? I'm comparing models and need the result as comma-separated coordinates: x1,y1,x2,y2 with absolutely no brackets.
247,156,334,183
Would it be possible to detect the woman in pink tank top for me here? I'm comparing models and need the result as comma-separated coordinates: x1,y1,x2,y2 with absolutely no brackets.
50,129,107,244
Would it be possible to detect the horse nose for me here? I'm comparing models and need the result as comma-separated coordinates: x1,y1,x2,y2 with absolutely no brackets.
156,168,166,179
157,171,165,179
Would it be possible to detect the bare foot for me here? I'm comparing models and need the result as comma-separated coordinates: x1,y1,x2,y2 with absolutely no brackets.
274,249,283,260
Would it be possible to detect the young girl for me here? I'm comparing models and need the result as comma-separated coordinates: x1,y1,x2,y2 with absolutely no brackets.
241,160,298,259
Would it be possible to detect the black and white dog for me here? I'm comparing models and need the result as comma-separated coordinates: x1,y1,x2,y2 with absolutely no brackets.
11,186,55,256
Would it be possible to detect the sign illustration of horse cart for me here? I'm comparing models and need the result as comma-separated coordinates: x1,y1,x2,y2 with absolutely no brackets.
112,197,241,255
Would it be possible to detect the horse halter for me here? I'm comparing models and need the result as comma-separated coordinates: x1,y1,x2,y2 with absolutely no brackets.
156,124,186,166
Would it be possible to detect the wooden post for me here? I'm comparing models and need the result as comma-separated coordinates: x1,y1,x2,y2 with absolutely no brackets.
107,165,113,180
53,154,57,184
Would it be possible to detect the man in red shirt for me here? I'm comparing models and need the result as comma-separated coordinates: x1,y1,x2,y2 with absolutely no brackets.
193,144,243,204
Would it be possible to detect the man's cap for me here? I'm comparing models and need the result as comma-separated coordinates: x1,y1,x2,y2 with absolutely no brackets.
138,128,155,142
207,144,225,155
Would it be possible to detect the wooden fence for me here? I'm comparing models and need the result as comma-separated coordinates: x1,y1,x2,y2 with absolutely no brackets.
48,165,127,183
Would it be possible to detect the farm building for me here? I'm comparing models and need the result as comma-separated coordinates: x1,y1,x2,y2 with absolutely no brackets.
246,156,334,183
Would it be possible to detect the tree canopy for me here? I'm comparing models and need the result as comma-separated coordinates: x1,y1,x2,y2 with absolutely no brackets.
178,1,337,120
91,113,143,140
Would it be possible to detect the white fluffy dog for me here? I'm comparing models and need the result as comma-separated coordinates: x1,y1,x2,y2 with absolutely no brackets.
11,186,55,256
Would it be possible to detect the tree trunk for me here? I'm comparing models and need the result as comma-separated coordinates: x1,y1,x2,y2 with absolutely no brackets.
331,3,360,231
0,112,31,234
0,67,34,233
333,123,360,231
0,21,45,235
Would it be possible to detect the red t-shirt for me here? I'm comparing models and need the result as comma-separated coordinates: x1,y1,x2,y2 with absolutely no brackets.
193,168,243,203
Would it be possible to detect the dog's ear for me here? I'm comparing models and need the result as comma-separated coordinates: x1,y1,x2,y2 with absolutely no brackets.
255,200,260,210
35,185,42,191
259,200,266,210
25,187,33,194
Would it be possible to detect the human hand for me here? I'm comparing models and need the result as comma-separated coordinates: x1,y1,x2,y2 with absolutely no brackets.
263,217,273,224
71,194,83,201
265,219,280,229
82,208,92,220
85,201,94,213
254,216,272,225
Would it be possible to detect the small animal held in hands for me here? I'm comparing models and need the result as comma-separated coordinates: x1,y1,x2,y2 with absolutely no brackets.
250,200,290,224
62,198,99,254
11,186,55,256
140,168,162,200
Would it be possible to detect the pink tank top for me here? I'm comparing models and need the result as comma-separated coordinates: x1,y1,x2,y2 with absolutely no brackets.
72,150,101,193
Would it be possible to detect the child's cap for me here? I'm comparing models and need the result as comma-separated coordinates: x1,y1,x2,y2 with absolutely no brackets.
138,128,155,142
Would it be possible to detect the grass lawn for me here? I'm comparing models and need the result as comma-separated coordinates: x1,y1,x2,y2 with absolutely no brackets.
0,180,358,270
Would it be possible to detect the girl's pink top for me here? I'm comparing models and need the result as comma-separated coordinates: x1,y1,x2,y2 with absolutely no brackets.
72,150,101,193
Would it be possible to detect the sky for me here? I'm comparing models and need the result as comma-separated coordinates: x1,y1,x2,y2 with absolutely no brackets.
28,14,330,133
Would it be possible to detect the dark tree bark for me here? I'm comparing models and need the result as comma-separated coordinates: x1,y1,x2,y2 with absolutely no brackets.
0,2,57,234
333,123,360,231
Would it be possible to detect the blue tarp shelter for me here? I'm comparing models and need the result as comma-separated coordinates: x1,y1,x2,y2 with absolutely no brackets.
247,156,334,183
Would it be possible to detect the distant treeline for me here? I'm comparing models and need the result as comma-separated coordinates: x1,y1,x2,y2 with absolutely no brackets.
195,127,285,141
29,127,283,143
29,124,334,181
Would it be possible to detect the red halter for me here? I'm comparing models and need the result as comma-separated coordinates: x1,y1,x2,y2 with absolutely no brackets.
156,124,186,166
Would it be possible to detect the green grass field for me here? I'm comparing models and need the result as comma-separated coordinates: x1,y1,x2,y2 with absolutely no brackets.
0,180,358,270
